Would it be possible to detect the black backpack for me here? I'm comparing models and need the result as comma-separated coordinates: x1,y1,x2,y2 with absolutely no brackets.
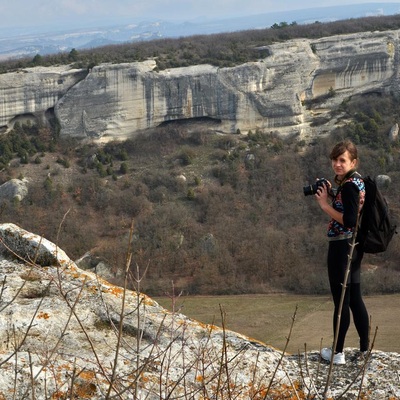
357,176,397,253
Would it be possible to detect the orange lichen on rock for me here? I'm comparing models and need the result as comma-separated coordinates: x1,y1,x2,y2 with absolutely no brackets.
51,390,67,400
73,380,97,399
78,370,97,381
37,311,50,320
247,382,309,400
106,285,124,296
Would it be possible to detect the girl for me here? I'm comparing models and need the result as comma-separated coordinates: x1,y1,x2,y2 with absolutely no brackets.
314,140,369,365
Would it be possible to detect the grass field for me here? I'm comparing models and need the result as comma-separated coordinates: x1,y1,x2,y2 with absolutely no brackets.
154,294,400,354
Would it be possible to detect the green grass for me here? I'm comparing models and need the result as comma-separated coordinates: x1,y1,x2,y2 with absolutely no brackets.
155,294,400,354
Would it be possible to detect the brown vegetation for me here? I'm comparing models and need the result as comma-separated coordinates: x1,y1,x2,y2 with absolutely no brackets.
0,92,399,296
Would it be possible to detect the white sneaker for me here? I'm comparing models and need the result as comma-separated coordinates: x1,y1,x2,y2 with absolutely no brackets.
320,347,346,365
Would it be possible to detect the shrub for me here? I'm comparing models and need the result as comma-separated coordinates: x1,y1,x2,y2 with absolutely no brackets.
56,157,70,168
187,188,195,200
119,162,128,174
179,147,196,165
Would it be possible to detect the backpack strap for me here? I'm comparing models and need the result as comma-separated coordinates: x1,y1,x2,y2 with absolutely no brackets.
335,170,361,197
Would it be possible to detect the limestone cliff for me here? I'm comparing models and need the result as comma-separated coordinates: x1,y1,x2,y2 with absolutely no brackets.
0,223,399,399
0,29,399,141
0,66,87,130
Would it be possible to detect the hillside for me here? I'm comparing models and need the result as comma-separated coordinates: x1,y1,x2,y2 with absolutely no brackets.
4,12,400,72
0,15,400,297
0,90,399,297
2,2,400,61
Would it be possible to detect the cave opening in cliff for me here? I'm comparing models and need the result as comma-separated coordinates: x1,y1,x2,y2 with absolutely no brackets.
8,108,58,135
9,113,38,130
159,116,222,129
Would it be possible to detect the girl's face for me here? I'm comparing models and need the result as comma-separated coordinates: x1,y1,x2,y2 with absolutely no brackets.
331,150,357,179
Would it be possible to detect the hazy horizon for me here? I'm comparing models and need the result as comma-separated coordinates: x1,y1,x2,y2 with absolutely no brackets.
1,1,400,34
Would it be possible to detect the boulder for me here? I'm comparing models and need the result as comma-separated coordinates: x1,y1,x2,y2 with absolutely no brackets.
389,123,399,142
0,222,70,266
75,251,115,281
376,174,392,188
0,178,28,202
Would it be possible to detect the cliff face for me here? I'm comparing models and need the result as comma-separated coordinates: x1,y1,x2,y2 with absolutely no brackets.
0,30,398,140
0,66,87,129
0,223,399,399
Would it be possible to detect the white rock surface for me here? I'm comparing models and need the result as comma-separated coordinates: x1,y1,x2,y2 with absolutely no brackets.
389,123,399,142
0,222,399,399
0,178,28,202
0,30,399,141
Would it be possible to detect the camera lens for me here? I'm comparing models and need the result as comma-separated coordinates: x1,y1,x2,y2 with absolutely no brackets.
303,184,316,196
303,179,327,196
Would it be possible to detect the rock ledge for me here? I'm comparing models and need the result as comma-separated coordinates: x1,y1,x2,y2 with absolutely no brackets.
0,223,398,399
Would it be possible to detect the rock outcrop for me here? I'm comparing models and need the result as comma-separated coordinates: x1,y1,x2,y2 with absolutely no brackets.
389,123,399,142
0,29,399,141
0,66,87,131
376,174,392,188
0,178,28,202
0,222,399,399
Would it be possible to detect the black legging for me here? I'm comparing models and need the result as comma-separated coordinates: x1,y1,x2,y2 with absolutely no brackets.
327,239,370,352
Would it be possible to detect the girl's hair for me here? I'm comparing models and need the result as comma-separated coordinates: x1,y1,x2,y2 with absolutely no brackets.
330,139,358,161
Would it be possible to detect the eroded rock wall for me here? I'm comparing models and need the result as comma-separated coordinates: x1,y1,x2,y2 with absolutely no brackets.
0,29,399,141
0,66,87,129
311,31,396,97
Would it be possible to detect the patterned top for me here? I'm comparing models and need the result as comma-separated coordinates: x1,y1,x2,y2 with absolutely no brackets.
327,173,365,240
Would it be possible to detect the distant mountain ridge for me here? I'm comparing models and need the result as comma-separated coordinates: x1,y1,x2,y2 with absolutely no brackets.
0,2,400,60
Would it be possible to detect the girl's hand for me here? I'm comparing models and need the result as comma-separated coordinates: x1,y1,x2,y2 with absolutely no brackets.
315,183,330,209
314,182,344,224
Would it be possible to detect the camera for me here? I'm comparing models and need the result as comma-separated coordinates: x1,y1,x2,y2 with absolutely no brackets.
303,178,329,196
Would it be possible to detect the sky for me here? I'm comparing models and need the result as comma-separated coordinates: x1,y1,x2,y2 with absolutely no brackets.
1,0,400,32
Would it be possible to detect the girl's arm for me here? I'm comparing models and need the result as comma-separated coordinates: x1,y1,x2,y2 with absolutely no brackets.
315,182,359,227
341,183,360,228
